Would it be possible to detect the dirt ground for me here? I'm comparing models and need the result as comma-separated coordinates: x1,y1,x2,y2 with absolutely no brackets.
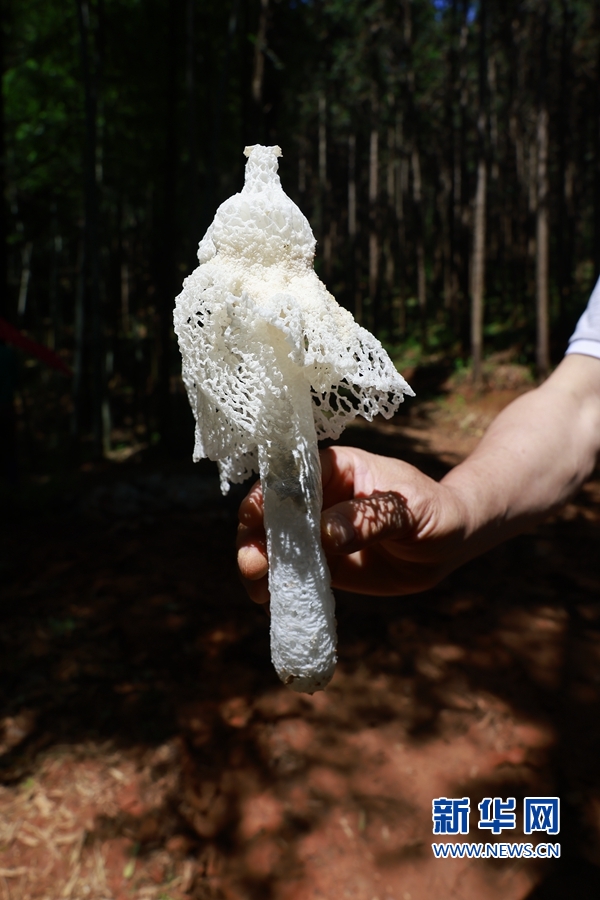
2,383,600,900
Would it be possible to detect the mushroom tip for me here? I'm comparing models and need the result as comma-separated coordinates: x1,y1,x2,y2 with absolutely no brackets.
243,144,283,158
279,666,335,694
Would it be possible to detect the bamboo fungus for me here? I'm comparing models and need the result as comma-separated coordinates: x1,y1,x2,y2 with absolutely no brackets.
174,145,413,693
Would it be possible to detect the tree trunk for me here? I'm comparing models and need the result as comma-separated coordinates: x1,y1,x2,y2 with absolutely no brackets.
411,146,426,327
556,0,572,339
297,132,307,193
536,1,550,378
121,255,130,337
395,118,405,245
49,206,62,350
250,0,269,143
324,219,336,282
318,93,327,190
487,54,499,184
395,116,407,334
385,126,396,313
470,0,487,387
154,0,180,450
440,165,452,309
457,5,470,332
509,10,529,309
71,236,86,439
403,0,426,337
0,6,8,321
347,133,360,323
536,109,549,376
75,0,104,455
348,133,357,239
369,123,379,330
204,0,238,229
186,0,198,267
316,91,327,242
17,242,32,317
446,0,459,320
594,7,600,282
471,158,486,385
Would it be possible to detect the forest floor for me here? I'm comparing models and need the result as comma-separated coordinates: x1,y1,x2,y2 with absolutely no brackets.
2,365,600,900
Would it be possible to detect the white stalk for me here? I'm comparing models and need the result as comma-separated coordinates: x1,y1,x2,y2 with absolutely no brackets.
174,144,414,694
258,375,336,694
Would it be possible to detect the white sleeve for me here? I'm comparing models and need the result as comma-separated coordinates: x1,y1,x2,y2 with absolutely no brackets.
565,277,600,359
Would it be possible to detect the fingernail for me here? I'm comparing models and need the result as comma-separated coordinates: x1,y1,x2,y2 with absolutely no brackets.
323,513,355,548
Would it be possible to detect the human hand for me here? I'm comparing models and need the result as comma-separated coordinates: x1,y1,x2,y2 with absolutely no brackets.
236,445,470,601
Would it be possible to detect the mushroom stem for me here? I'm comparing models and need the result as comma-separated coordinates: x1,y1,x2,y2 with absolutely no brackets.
258,383,337,694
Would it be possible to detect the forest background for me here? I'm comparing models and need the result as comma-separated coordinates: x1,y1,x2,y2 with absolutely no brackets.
2,0,600,471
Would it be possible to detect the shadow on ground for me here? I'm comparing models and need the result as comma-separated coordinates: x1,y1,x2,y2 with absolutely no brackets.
1,419,600,899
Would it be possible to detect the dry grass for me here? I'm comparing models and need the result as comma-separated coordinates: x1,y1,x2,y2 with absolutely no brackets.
3,394,600,899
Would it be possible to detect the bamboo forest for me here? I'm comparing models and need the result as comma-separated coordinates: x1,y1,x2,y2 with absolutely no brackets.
2,0,600,465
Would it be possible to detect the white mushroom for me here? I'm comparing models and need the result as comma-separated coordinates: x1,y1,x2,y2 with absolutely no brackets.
174,145,414,694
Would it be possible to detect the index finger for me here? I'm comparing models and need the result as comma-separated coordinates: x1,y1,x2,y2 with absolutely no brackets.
238,446,360,529
321,445,366,508
238,478,263,527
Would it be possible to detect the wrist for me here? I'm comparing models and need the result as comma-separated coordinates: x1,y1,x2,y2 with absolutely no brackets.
438,467,502,566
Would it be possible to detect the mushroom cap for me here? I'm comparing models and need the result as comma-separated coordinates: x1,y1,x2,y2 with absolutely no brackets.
174,145,414,492
198,144,316,267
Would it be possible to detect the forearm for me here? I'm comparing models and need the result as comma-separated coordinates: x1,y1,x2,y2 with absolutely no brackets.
442,353,600,561
238,354,600,599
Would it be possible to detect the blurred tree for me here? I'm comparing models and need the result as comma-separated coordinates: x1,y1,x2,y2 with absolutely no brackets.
3,0,600,468
470,0,487,387
0,0,8,321
536,0,550,378
74,0,104,454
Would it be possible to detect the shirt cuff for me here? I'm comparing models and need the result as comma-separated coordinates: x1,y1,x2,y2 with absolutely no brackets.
565,338,600,360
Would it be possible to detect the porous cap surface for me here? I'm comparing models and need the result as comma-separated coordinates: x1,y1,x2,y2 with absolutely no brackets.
174,145,414,492
198,144,315,267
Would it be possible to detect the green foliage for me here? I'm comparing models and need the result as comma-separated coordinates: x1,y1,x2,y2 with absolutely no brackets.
5,1,82,229
2,0,600,466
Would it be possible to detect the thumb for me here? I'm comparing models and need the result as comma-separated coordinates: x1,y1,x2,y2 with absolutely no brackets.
321,491,416,554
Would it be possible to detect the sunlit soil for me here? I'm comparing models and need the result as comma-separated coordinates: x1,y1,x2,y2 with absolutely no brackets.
2,386,600,899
